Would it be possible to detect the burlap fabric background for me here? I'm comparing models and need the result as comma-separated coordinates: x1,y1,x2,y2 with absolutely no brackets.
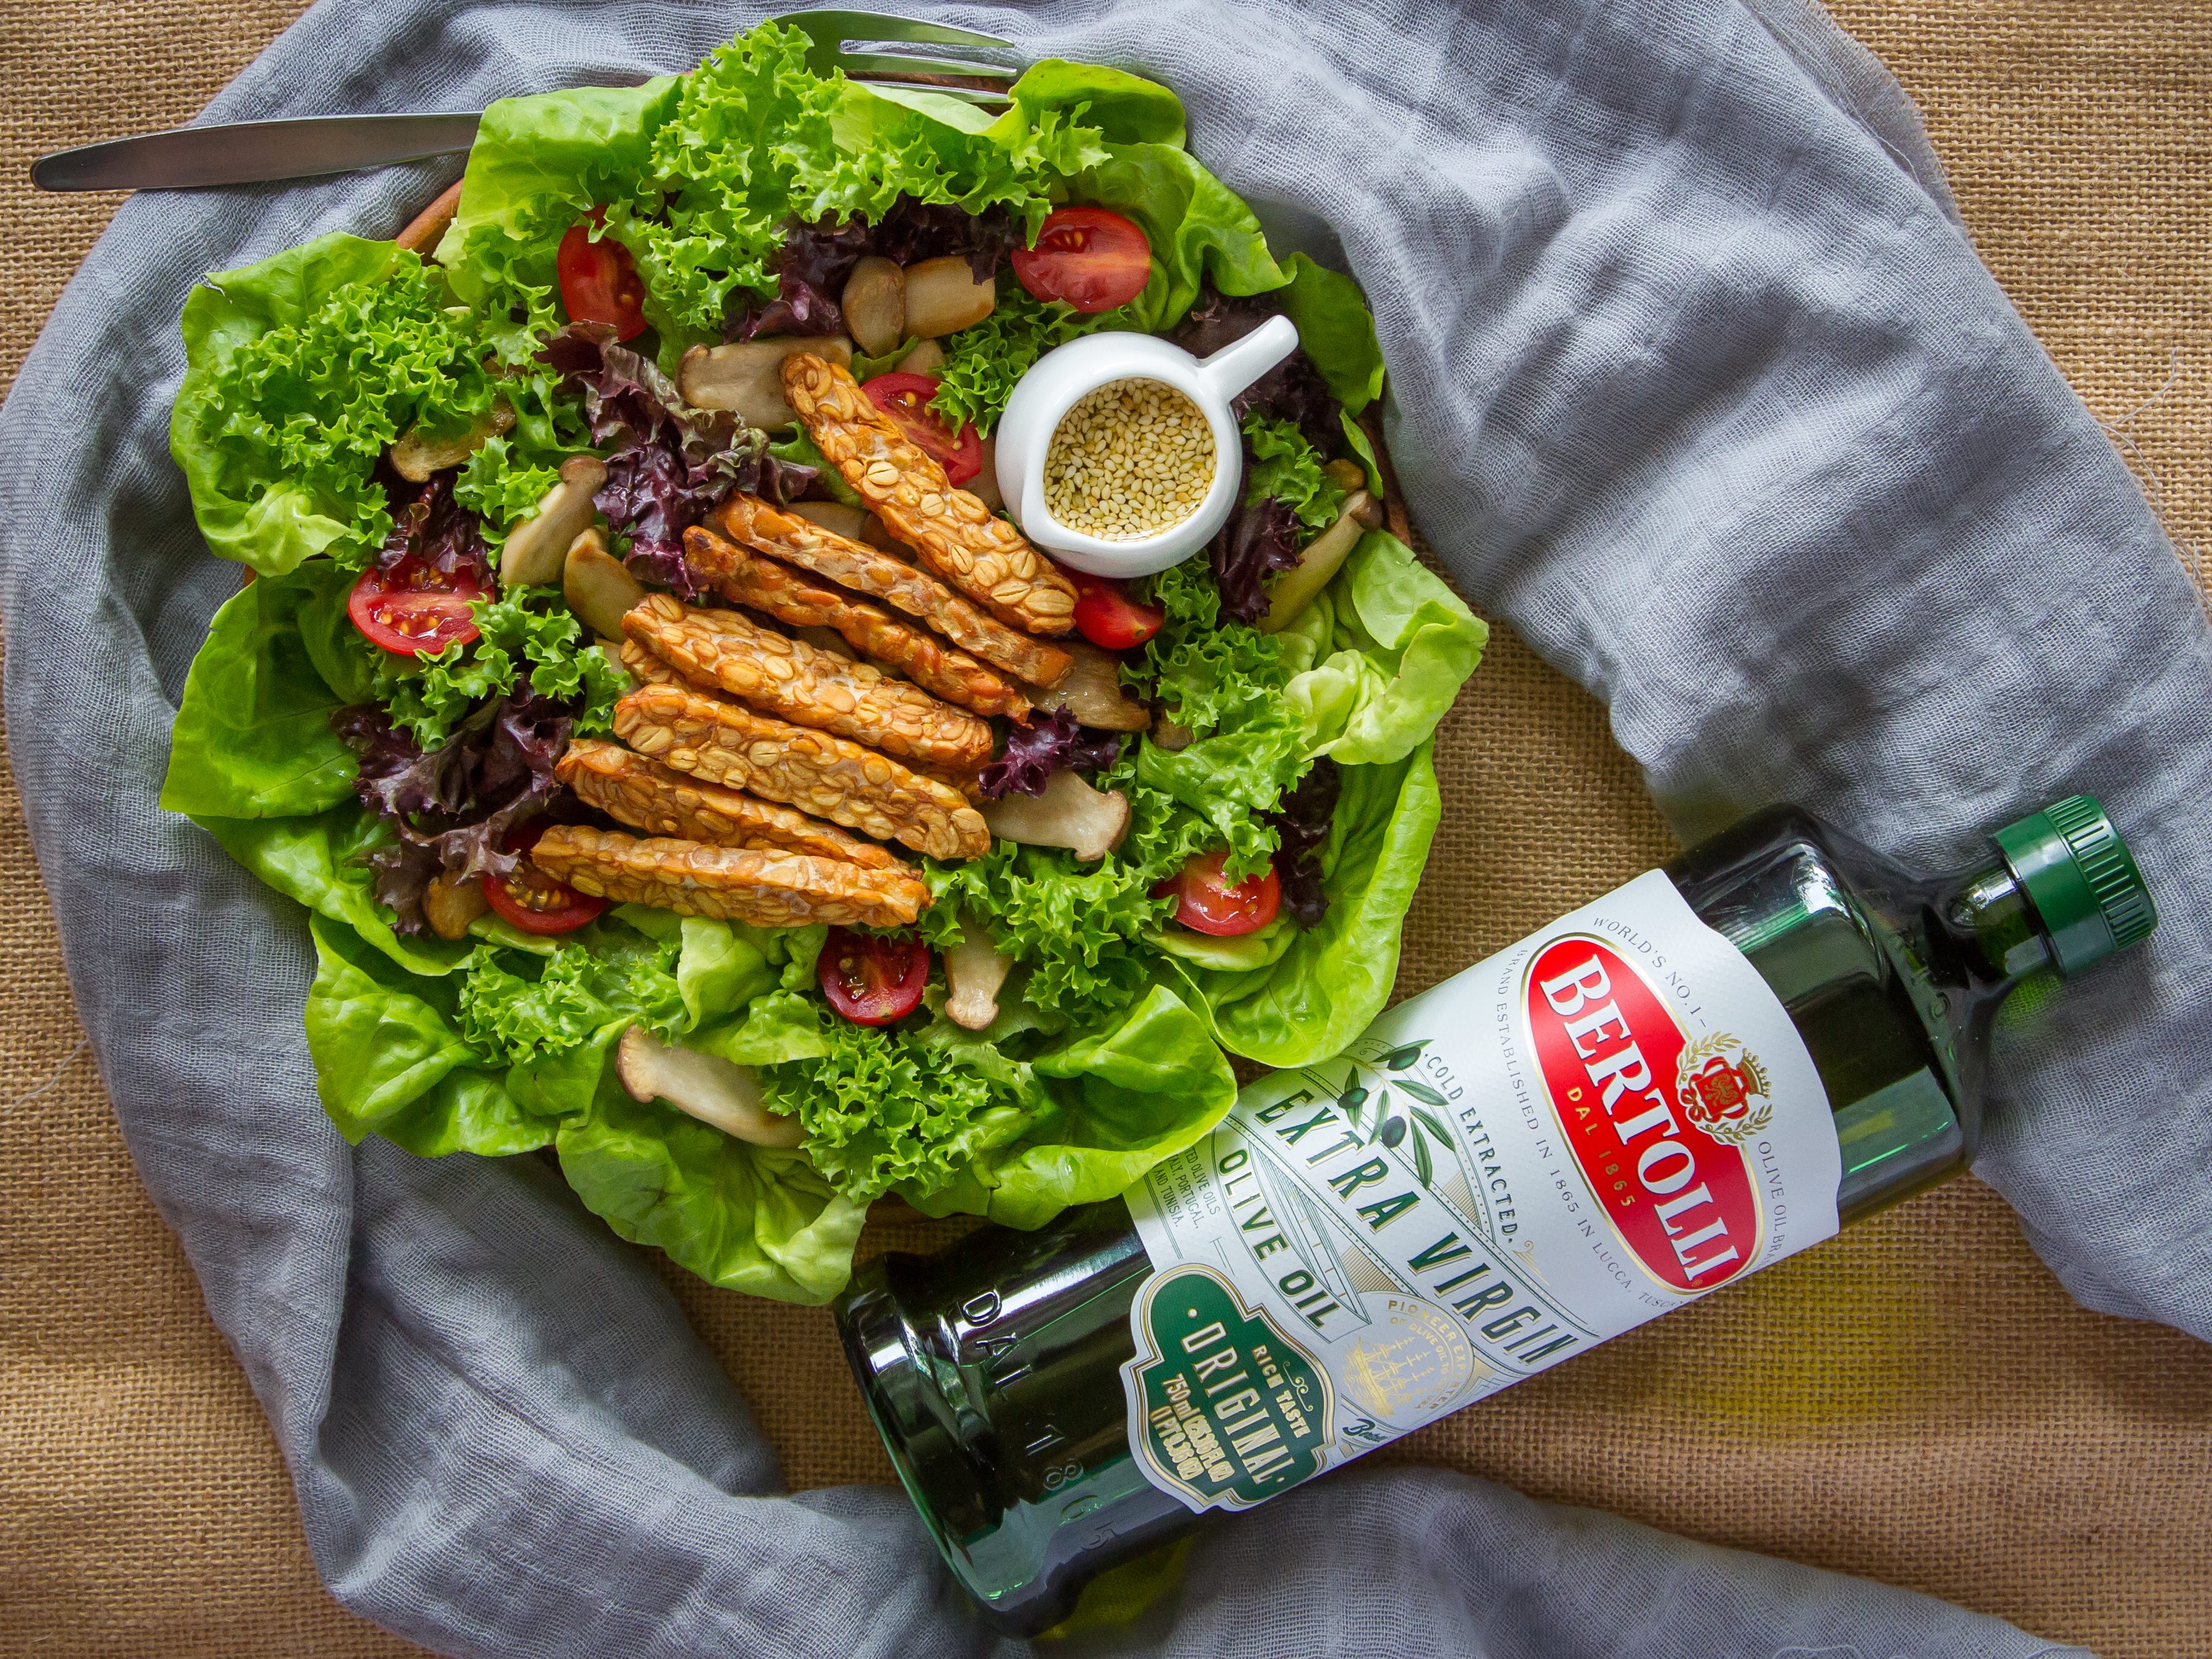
1,3,2206,1655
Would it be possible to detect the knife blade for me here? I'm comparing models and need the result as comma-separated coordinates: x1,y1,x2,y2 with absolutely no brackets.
30,113,484,192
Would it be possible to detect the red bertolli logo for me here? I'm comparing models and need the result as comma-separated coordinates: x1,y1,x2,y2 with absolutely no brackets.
1523,937,1761,1294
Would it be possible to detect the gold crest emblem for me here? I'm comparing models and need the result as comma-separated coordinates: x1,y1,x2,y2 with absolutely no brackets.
1673,1033,1772,1146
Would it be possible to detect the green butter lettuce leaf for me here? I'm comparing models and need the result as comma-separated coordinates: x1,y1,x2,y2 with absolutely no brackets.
822,80,1108,231
1006,59,1188,148
171,233,401,574
907,984,1237,1228
434,77,684,340
1274,253,1386,413
196,807,466,979
303,913,546,1156
556,1093,870,1305
1170,744,1444,1066
1286,531,1489,766
1072,141,1287,332
161,565,360,819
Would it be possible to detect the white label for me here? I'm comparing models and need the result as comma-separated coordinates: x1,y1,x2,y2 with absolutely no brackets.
1119,869,1841,1514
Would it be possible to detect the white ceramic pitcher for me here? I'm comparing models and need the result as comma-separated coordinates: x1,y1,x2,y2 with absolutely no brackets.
993,314,1299,578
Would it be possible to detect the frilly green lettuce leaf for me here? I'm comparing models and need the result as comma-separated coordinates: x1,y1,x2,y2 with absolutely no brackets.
1243,414,1348,529
171,235,517,574
383,586,630,747
919,842,1167,1027
1287,531,1488,766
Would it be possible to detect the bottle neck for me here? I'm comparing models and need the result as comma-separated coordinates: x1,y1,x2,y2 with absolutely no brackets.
1939,857,2058,993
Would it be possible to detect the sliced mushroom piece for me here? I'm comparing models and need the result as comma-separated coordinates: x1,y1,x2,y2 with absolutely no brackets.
980,770,1132,863
1258,491,1372,636
896,337,946,376
787,499,873,542
562,527,646,638
422,871,489,941
1322,457,1366,494
902,256,995,338
679,336,854,431
1027,640,1149,731
388,398,514,483
841,256,906,357
1152,715,1196,752
502,455,607,588
944,912,1013,1031
616,1025,804,1147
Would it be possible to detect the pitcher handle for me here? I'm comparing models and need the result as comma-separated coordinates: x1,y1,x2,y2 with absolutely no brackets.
1193,314,1299,402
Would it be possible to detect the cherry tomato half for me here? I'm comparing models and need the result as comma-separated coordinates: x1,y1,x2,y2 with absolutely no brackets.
1158,849,1281,937
1067,568,1164,650
556,210,648,341
859,372,983,486
483,822,607,936
347,553,488,656
818,926,931,1026
1011,206,1153,314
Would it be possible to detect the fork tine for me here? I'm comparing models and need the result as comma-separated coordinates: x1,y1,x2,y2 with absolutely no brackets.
774,10,1015,52
835,50,1015,83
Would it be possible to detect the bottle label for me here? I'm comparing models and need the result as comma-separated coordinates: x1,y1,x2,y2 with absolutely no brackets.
1120,869,1842,1515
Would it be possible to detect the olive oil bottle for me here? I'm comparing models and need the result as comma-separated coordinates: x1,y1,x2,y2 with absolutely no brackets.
835,796,2157,1635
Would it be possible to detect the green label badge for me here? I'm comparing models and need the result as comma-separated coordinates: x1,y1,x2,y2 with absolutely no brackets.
1122,1266,1333,1511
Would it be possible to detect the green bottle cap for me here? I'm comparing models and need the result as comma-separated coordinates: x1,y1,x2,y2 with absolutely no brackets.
1991,795,2157,977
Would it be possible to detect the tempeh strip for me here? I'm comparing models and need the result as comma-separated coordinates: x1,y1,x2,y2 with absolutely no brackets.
621,592,994,772
613,682,990,861
683,525,1030,718
531,825,930,928
782,352,1078,636
715,493,1071,688
556,738,903,871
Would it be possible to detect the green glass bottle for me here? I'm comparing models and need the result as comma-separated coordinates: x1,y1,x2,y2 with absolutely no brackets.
835,796,2157,1636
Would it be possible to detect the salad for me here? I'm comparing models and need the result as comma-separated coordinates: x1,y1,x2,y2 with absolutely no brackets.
161,22,1486,1304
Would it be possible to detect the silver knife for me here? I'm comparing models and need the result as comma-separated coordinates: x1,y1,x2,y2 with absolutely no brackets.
30,113,484,192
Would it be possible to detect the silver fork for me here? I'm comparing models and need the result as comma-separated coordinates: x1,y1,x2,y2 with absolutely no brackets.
28,11,1016,192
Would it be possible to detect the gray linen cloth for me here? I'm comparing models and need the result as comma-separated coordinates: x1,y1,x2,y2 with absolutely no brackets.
6,0,2201,1652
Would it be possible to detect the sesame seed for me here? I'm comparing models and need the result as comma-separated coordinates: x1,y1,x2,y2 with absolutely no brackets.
1042,378,1215,541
